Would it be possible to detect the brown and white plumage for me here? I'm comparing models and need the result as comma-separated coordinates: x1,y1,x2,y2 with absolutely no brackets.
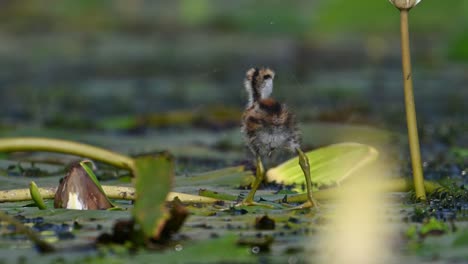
241,67,300,157
240,67,318,208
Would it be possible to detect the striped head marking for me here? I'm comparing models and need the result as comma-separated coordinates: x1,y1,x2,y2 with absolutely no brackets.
244,67,275,106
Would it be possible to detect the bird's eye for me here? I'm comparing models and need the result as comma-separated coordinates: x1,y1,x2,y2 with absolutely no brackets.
263,74,271,80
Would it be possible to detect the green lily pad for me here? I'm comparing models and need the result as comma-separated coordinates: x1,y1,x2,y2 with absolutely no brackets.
267,142,378,191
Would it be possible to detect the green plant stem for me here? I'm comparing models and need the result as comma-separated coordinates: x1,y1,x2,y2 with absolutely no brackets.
399,9,426,201
0,210,54,253
0,137,135,171
0,186,219,203
0,187,56,202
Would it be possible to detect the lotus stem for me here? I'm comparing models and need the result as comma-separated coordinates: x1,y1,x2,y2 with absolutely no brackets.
0,137,135,171
0,186,219,204
399,9,426,200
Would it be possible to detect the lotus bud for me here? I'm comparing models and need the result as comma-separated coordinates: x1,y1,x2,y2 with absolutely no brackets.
54,161,113,210
388,0,421,10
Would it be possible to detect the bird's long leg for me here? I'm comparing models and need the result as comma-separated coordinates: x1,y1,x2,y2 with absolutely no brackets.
243,155,264,205
296,148,319,209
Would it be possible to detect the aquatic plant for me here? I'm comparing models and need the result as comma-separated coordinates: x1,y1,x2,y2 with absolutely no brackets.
388,0,426,200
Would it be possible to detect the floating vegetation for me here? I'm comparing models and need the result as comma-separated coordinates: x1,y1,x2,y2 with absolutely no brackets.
409,181,468,222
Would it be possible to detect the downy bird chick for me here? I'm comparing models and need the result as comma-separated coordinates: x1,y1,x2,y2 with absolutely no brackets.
241,67,318,208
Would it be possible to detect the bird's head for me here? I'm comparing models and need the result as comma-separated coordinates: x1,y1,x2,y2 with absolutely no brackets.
244,67,275,106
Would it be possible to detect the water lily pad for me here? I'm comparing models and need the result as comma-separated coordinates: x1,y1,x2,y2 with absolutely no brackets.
267,143,378,191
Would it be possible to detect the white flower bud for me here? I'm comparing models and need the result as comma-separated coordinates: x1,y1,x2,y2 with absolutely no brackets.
388,0,421,10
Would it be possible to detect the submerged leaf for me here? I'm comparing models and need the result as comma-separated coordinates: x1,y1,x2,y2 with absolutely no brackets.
267,143,378,191
133,154,174,240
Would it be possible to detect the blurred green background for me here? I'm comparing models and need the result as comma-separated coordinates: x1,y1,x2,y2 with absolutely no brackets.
0,0,466,147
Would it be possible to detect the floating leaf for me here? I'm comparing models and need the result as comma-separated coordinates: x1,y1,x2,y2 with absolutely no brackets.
133,154,174,240
267,143,378,191
198,189,237,201
420,217,448,237
177,166,253,188
144,235,254,263
29,181,47,210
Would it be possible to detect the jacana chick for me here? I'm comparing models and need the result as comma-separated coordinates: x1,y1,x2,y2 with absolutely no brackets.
241,67,318,208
